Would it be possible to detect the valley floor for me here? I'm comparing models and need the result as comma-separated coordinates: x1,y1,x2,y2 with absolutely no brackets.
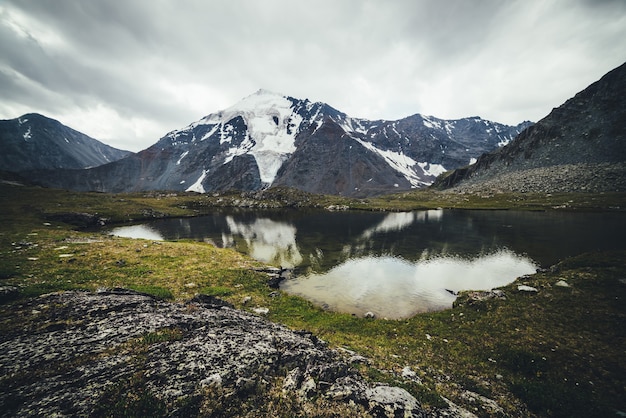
1,182,625,417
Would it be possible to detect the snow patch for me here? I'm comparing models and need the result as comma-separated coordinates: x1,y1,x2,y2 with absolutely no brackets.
224,136,254,164
200,124,220,142
216,90,303,184
497,136,511,147
417,162,447,178
23,126,32,140
177,151,189,165
353,137,447,187
186,169,208,193
339,117,368,135
469,158,477,165
353,138,425,187
422,116,442,130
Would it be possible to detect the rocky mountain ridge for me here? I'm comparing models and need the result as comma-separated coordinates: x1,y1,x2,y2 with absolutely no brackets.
21,90,530,197
434,62,626,193
0,113,131,172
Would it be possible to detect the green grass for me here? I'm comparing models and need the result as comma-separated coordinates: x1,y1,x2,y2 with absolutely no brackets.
1,180,625,416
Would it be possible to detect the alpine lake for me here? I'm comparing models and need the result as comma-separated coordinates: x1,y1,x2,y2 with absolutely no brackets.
109,208,626,319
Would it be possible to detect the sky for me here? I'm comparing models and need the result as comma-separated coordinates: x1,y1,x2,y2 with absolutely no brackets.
1,0,625,152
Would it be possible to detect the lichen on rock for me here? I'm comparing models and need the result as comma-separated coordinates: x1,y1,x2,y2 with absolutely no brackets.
0,289,433,417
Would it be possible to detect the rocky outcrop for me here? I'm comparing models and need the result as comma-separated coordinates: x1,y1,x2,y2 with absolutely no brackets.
0,289,435,417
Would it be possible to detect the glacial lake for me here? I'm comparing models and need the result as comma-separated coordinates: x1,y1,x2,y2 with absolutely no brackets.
109,209,626,318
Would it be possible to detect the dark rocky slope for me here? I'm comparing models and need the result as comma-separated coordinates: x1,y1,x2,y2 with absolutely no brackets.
0,289,461,417
0,113,131,172
433,62,626,193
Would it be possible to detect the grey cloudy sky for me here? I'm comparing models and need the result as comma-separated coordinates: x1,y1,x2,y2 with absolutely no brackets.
1,0,625,152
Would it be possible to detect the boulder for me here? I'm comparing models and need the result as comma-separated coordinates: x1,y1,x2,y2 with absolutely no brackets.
0,290,437,417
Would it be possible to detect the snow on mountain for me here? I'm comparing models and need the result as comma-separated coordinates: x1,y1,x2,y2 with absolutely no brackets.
222,89,303,184
23,90,531,197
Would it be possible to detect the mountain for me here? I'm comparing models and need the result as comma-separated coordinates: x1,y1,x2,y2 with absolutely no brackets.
433,62,626,193
24,90,530,196
0,113,131,172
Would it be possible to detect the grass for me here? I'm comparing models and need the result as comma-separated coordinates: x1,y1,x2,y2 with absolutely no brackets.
1,180,625,416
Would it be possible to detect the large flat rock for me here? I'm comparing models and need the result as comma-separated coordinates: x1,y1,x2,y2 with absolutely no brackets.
0,289,434,417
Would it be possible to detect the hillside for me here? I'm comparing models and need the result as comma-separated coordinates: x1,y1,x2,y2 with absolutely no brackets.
433,62,626,193
0,113,131,172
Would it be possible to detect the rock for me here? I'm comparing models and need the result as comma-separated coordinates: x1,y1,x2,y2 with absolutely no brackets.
242,296,252,305
282,367,303,392
402,366,416,378
460,390,504,415
364,311,376,319
45,211,108,228
364,386,425,418
252,307,270,315
348,355,370,365
189,294,235,309
267,274,283,289
454,289,506,307
518,285,538,292
200,373,222,388
0,290,443,417
555,280,570,288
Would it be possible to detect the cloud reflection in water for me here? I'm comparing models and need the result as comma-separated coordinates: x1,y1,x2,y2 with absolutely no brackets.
281,250,536,318
109,224,164,241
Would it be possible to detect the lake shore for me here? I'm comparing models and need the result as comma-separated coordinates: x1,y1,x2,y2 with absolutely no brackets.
1,181,625,416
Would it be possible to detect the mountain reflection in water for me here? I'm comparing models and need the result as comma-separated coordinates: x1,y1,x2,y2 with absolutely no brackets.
108,208,626,316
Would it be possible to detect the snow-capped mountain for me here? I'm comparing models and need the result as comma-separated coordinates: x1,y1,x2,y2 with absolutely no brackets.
24,90,530,196
0,113,131,173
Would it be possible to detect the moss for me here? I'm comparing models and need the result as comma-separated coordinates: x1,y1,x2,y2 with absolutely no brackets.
91,372,167,418
127,285,174,300
199,285,234,297
141,328,183,345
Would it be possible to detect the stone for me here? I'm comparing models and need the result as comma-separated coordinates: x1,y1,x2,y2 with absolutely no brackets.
189,294,235,309
252,307,270,315
518,285,538,292
555,280,570,288
364,386,425,418
402,366,417,379
0,290,446,417
200,373,222,388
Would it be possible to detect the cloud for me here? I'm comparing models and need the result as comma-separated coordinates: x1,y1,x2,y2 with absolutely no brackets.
0,0,625,151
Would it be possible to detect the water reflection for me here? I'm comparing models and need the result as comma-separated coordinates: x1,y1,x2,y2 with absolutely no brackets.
281,250,537,318
107,208,626,316
225,216,303,267
109,224,164,241
360,209,442,239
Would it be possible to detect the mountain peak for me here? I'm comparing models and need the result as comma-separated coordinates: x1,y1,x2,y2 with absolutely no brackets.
251,88,284,97
222,89,292,116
